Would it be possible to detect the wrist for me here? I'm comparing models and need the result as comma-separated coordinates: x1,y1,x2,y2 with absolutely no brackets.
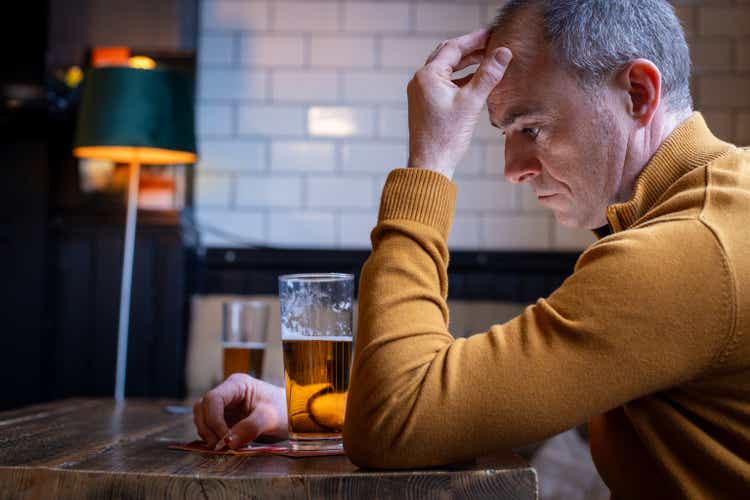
407,156,455,180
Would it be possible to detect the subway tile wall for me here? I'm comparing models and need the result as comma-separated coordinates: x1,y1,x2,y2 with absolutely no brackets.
195,0,750,250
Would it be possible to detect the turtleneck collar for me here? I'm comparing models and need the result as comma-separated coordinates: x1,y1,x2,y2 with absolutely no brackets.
605,112,734,233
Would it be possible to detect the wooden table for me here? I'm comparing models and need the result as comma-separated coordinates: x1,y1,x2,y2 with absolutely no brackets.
0,399,537,499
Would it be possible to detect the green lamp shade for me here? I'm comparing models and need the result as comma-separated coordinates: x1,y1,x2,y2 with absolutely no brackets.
74,66,197,164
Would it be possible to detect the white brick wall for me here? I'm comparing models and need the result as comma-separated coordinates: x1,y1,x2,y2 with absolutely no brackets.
449,215,481,249
236,175,303,208
199,140,266,172
307,177,374,209
195,171,232,208
454,178,514,212
415,4,483,34
271,71,339,102
240,34,305,67
195,0,592,251
378,106,408,138
343,3,411,33
308,106,375,137
201,1,268,31
381,36,441,69
198,34,235,66
311,36,375,68
238,104,306,136
340,212,377,248
196,209,266,246
455,145,483,176
271,141,336,172
197,103,233,136
199,69,267,100
343,71,410,103
482,215,551,250
273,2,339,31
269,212,336,247
341,141,407,173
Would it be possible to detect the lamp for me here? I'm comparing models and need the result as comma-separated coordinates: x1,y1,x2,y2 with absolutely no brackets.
74,65,197,401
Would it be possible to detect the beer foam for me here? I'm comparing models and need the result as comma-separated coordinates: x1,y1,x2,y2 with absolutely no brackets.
222,341,266,349
281,333,352,342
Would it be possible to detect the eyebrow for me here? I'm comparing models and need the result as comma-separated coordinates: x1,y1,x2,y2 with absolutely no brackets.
490,106,545,130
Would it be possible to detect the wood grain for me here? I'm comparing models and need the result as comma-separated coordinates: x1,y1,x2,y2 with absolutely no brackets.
0,399,538,499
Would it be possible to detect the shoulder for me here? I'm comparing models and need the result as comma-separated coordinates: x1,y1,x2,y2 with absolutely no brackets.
529,218,736,382
565,219,735,372
577,217,721,275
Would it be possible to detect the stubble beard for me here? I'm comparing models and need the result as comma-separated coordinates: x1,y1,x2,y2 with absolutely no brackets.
568,104,625,229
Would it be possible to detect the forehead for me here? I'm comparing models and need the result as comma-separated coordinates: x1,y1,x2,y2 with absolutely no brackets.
485,15,577,122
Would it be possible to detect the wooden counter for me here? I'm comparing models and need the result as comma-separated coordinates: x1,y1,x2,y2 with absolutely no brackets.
0,398,537,499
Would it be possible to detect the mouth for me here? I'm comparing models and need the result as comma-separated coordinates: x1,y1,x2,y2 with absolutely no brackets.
537,193,557,201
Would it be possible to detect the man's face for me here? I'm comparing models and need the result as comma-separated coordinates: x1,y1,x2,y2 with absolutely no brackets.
485,24,630,229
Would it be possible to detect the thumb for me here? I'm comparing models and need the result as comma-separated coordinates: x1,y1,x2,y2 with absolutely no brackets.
226,405,278,450
464,47,513,103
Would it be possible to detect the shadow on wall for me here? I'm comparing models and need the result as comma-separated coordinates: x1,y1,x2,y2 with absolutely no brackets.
185,294,525,398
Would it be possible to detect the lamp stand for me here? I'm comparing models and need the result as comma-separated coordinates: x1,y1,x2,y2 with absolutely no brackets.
115,161,140,401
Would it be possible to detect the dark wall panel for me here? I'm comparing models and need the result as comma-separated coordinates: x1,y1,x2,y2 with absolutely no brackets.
53,215,192,400
199,248,582,305
0,142,48,410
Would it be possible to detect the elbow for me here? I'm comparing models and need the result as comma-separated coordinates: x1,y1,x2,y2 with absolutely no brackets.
343,396,433,469
343,396,416,469
343,409,395,469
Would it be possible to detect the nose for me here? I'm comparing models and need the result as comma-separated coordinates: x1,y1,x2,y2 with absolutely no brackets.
504,145,541,184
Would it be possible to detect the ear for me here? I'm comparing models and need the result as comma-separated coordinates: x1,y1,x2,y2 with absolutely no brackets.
615,58,661,126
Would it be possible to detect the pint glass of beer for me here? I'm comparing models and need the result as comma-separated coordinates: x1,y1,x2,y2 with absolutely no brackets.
279,273,354,451
222,300,270,381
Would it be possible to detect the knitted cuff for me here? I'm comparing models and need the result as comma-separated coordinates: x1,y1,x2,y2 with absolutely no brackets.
377,168,457,240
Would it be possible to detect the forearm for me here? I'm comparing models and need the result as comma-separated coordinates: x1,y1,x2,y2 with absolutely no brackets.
343,169,449,463
344,169,539,468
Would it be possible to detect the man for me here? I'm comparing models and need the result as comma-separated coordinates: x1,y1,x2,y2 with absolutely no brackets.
194,0,750,497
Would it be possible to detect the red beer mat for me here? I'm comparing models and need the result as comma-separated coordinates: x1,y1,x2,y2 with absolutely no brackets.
169,440,345,458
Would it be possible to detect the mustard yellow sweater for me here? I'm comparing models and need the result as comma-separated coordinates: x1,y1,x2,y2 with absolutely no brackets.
344,113,750,499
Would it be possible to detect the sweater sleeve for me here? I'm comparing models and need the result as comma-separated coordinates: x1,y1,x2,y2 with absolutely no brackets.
343,168,733,469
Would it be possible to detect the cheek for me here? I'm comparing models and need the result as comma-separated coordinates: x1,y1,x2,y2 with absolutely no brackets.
538,142,580,185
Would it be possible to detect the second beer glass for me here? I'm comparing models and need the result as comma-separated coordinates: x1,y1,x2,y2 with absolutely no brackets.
279,273,354,451
222,300,270,380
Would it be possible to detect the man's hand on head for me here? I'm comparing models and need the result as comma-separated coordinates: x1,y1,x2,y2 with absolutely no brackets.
406,29,512,180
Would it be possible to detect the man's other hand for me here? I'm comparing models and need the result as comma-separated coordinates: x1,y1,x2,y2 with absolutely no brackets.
193,374,288,450
407,29,512,180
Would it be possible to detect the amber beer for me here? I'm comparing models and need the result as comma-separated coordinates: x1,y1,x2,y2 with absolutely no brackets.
283,336,352,446
223,341,265,380
279,272,354,450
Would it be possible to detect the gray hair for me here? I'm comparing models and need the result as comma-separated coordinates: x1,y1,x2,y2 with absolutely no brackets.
491,0,692,112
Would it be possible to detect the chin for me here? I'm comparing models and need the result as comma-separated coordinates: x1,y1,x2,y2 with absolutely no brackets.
553,204,606,229
552,210,584,229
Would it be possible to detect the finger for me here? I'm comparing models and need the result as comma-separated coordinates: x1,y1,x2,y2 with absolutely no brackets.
427,29,490,74
202,393,230,446
193,399,220,446
454,50,483,72
226,404,280,450
424,40,446,66
201,377,249,445
462,47,513,104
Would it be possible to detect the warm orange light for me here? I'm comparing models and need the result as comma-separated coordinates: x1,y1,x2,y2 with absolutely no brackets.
73,146,196,165
127,56,157,70
92,47,131,67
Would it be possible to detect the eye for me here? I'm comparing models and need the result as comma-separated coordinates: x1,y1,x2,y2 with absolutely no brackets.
522,127,540,139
